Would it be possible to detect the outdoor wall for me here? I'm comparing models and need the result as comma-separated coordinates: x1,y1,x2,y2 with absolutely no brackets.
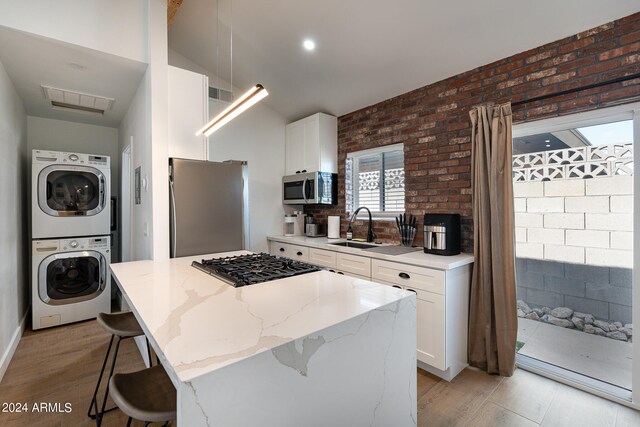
515,175,633,268
514,141,633,323
305,12,640,252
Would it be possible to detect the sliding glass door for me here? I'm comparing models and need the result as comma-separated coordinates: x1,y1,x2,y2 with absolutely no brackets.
512,104,638,404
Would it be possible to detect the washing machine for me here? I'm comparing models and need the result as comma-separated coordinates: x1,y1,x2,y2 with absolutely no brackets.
32,149,110,239
32,236,111,330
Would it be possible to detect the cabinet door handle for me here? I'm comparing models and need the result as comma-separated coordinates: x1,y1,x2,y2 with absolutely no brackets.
296,170,301,174
297,251,303,256
337,271,344,275
406,288,417,293
301,169,307,173
329,269,335,273
399,272,410,279
279,248,285,252
392,285,402,289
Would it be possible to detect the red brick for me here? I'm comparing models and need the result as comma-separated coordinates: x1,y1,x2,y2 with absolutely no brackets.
599,42,640,60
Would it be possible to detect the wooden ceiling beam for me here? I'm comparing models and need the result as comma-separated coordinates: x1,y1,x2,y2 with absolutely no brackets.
168,0,184,26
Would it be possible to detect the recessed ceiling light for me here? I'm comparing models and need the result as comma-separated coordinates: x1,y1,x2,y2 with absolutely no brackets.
545,139,550,143
303,39,315,51
545,144,551,147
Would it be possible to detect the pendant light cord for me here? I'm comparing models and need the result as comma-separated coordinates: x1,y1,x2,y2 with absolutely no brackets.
230,0,233,97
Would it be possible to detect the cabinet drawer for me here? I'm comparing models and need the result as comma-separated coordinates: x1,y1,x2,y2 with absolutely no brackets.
336,253,371,277
371,259,445,295
270,242,309,261
308,248,336,268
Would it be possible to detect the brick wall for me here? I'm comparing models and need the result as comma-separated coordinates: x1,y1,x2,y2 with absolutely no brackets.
305,12,640,253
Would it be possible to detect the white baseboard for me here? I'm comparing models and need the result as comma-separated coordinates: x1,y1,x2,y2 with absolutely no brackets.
0,309,28,384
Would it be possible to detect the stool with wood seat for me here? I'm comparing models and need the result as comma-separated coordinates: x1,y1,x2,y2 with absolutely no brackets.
88,311,151,425
109,364,177,426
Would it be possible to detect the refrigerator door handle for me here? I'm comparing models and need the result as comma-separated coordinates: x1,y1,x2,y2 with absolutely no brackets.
169,178,177,258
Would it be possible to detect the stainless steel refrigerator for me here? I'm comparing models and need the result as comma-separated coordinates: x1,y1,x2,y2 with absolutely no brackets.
169,158,245,258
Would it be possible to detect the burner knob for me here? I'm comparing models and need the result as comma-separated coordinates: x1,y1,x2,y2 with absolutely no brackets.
69,154,79,161
69,240,79,248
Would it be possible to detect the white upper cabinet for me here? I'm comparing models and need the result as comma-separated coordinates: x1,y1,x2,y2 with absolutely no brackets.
168,66,209,160
285,113,337,174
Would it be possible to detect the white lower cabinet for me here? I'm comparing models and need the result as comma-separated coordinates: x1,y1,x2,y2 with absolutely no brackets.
371,259,469,380
336,253,371,277
267,238,471,381
414,290,445,371
269,242,309,262
308,248,337,268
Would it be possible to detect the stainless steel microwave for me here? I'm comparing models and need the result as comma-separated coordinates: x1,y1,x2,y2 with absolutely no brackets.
283,171,337,205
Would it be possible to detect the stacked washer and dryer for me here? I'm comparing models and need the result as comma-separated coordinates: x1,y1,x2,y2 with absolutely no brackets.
31,150,112,330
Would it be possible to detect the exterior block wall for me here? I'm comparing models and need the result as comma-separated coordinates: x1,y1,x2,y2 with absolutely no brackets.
305,12,640,253
515,175,633,269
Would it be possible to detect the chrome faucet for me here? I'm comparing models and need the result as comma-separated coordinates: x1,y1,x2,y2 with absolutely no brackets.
348,207,375,243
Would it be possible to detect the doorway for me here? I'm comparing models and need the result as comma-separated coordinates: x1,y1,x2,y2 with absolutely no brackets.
513,103,638,406
121,143,132,262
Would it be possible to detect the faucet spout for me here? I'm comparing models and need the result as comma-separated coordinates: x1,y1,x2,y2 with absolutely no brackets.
349,207,375,243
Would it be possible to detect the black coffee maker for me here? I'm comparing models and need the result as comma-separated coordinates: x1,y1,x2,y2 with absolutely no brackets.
423,214,461,256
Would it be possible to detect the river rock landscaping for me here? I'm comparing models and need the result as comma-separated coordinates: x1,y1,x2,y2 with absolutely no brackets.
517,300,633,343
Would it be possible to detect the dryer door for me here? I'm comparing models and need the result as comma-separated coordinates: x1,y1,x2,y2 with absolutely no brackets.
38,250,107,305
38,165,106,217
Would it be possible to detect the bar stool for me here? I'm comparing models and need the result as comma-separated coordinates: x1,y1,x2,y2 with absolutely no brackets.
88,311,150,425
109,364,177,426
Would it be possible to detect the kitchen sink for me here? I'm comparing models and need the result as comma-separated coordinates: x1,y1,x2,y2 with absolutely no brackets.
329,241,378,249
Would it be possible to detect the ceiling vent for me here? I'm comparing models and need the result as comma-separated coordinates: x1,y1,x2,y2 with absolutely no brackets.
209,86,234,103
41,85,114,116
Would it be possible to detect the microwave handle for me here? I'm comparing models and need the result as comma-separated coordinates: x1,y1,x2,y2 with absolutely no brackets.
302,177,309,203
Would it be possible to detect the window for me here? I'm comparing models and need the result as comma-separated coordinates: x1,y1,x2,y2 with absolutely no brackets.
346,143,404,214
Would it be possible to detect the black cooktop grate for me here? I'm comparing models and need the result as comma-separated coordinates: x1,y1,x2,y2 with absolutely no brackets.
192,253,321,287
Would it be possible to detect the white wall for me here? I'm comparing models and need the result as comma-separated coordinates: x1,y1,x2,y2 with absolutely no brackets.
0,58,27,382
27,116,120,198
0,0,147,63
169,48,288,253
119,72,152,261
117,0,169,262
209,100,287,253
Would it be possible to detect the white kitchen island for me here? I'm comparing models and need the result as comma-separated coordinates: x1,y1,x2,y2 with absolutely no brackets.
110,251,417,427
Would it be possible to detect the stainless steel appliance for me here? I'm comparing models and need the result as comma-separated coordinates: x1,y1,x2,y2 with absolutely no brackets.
305,223,326,237
283,171,337,205
192,253,320,287
169,158,245,258
423,214,461,256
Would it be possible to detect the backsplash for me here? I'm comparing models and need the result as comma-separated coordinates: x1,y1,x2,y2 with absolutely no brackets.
305,12,640,254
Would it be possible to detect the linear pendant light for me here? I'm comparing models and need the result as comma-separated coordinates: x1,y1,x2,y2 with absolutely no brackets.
196,84,268,136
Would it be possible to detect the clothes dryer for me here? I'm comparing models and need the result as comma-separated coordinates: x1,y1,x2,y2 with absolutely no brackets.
32,150,110,239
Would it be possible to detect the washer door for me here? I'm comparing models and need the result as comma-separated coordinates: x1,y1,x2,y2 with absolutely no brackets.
38,165,106,217
38,251,107,305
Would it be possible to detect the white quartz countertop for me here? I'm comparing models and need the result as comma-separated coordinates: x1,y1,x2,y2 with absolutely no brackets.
110,251,413,383
267,235,474,270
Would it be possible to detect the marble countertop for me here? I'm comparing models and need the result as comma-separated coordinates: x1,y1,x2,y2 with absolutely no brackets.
110,251,413,384
267,235,474,270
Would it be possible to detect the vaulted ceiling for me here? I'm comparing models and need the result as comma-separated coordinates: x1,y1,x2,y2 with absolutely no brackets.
169,0,640,122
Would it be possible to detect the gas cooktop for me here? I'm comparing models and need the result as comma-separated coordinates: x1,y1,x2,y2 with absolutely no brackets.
191,253,321,287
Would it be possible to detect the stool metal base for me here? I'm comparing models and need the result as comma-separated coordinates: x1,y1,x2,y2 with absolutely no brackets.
88,333,152,426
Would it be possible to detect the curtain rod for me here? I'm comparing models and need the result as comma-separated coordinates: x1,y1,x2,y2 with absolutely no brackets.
511,72,640,107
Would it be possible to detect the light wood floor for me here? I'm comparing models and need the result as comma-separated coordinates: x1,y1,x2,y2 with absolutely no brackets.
1,319,639,426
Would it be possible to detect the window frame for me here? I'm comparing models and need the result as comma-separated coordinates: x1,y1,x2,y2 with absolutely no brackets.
346,143,404,219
